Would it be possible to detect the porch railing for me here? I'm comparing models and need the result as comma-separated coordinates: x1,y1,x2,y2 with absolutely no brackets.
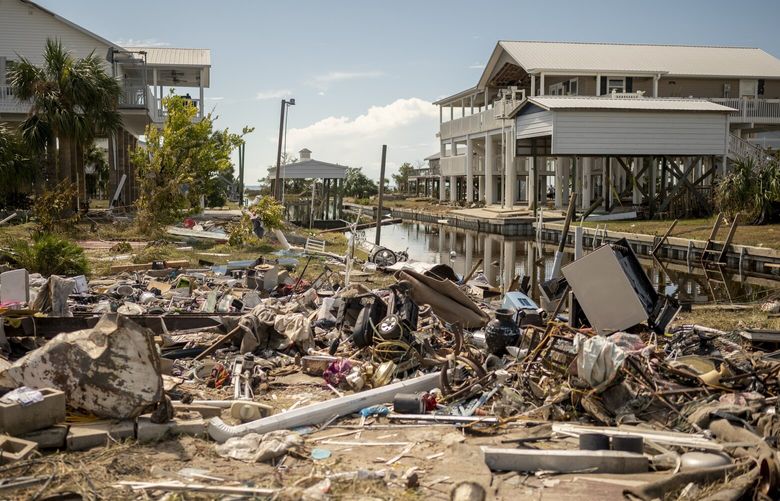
147,87,203,123
0,84,29,114
710,97,780,124
440,107,504,140
728,133,764,161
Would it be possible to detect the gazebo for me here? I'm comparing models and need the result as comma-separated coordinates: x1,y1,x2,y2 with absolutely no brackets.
267,148,348,222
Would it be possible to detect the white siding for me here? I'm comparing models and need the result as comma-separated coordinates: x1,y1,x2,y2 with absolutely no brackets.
552,110,728,155
0,0,111,68
440,155,466,176
516,110,553,139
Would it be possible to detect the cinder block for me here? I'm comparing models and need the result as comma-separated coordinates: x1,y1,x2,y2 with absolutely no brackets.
66,420,135,451
20,424,69,449
136,415,205,443
0,434,37,464
0,388,66,436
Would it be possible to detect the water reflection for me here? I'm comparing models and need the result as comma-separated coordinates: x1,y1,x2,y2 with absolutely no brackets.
358,222,777,305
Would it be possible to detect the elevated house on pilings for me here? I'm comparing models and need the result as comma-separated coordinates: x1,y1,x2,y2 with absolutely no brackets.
408,153,441,197
433,41,780,217
0,0,211,209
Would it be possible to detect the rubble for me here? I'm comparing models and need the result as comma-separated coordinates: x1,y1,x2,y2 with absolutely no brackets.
0,234,779,500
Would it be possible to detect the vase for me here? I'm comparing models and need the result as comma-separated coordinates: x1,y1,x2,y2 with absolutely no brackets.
485,308,520,356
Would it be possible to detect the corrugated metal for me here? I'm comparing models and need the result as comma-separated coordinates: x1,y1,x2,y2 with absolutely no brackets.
267,160,347,180
551,111,728,156
500,41,780,78
124,47,211,67
516,109,553,139
530,96,735,112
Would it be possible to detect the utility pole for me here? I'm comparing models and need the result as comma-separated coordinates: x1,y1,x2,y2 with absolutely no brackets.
274,98,295,201
238,141,245,207
375,145,387,246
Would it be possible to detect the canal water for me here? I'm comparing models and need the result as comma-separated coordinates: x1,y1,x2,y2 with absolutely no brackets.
356,221,778,305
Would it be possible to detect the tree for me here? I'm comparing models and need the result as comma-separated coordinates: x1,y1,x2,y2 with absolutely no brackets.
0,125,37,208
392,162,415,193
716,151,780,224
8,38,121,205
83,144,108,199
343,167,378,198
132,93,251,228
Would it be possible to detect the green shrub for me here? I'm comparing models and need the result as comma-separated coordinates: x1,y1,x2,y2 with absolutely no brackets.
2,234,88,276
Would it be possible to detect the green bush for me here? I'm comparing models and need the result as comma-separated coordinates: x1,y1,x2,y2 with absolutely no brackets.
716,152,780,224
2,234,88,276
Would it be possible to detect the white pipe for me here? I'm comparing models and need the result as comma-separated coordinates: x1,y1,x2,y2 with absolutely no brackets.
273,229,291,250
207,371,441,442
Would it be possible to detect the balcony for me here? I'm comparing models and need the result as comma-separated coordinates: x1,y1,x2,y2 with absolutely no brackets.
710,98,780,125
440,107,505,140
0,84,29,115
146,88,204,124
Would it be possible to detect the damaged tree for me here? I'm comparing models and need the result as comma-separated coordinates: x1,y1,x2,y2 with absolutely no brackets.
132,93,252,229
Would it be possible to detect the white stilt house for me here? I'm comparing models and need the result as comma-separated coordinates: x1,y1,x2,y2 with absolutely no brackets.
435,41,780,216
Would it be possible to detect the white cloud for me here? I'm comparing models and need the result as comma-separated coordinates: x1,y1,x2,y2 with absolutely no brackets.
317,91,326,96
280,98,439,179
255,89,292,100
310,70,384,90
114,38,171,47
469,63,485,69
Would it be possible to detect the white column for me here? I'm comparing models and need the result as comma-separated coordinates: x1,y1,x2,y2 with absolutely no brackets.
483,235,495,285
526,156,535,208
465,232,474,278
581,157,593,210
530,75,536,96
466,137,474,203
554,159,563,209
596,74,602,96
438,175,445,201
198,69,204,118
653,75,659,97
485,135,494,204
540,73,545,96
478,172,485,202
504,129,516,207
572,157,580,205
632,157,642,205
449,175,457,202
438,228,445,264
502,239,516,293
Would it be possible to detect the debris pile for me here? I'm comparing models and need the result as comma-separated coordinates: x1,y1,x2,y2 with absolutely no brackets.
0,236,779,499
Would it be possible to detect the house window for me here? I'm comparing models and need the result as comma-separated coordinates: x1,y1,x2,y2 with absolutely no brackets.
607,77,626,93
568,78,578,95
548,78,579,96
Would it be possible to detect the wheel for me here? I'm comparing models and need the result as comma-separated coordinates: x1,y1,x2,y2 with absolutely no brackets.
377,314,403,339
372,248,398,267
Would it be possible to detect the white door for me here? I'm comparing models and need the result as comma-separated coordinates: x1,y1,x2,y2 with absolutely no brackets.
739,79,758,99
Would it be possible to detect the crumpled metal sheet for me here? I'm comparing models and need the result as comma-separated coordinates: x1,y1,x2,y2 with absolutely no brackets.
0,314,163,419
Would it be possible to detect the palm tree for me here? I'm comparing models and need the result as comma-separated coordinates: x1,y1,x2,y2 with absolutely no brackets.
8,38,122,206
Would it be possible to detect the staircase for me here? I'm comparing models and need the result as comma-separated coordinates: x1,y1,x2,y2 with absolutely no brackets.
728,133,765,162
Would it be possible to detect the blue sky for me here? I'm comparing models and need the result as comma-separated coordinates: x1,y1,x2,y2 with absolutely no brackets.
37,0,780,182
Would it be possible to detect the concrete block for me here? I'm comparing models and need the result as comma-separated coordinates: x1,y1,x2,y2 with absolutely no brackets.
20,424,69,449
66,420,135,451
0,434,37,464
0,387,66,436
136,415,206,443
0,269,29,303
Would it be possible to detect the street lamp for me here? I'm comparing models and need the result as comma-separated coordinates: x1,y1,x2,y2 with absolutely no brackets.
274,98,295,200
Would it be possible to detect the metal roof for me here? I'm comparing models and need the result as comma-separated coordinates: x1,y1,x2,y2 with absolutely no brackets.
498,41,780,78
424,152,441,161
524,96,737,112
124,47,211,67
267,159,348,180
